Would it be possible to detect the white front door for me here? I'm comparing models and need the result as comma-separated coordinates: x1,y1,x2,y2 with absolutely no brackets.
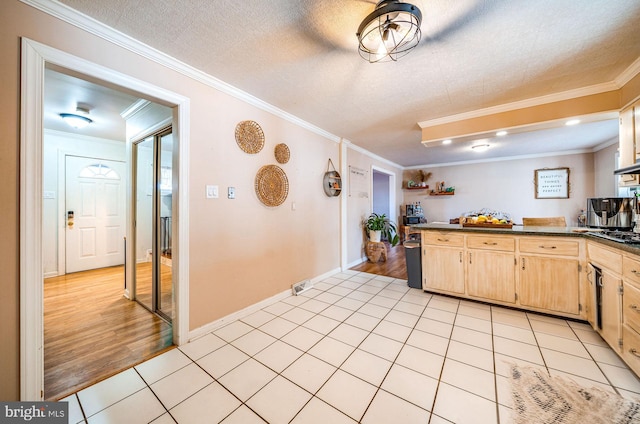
65,156,126,273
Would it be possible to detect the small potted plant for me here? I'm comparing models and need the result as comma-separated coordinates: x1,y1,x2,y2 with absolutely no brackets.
364,213,399,246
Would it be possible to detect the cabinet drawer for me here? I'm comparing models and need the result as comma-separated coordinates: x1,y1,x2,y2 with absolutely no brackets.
467,235,515,252
623,256,640,286
624,282,640,333
622,325,640,374
588,242,622,273
422,232,464,247
519,237,579,256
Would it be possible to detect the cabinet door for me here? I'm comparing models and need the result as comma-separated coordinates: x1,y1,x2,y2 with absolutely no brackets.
423,246,464,294
599,269,621,349
467,250,516,303
519,256,580,315
620,106,639,185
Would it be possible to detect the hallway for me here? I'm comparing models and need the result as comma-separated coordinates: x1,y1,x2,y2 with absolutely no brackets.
44,266,173,400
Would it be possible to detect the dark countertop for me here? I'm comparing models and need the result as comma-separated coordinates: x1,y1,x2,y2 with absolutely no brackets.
411,223,640,255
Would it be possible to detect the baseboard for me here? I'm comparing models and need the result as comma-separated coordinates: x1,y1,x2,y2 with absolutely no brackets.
186,267,345,342
310,267,342,283
187,288,291,342
345,257,367,270
43,271,58,279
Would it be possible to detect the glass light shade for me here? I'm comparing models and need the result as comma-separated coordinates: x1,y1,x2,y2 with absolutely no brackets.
60,113,93,129
357,1,422,63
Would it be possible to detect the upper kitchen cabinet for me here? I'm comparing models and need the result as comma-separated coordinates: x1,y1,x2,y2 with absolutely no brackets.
620,100,640,186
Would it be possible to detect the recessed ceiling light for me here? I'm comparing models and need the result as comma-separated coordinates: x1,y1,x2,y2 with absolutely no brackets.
496,130,508,136
471,144,490,152
442,139,452,145
565,119,581,126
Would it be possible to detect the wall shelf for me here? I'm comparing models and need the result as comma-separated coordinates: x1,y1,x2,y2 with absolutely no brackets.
429,191,455,196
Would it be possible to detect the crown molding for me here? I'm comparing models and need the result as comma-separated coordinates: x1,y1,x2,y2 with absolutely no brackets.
20,0,341,144
616,56,640,87
344,141,403,170
418,81,620,129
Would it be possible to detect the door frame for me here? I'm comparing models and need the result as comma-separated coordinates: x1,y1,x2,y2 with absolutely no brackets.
371,165,397,225
20,38,191,400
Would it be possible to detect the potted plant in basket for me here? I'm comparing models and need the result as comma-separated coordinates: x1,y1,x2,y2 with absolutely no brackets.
364,213,399,247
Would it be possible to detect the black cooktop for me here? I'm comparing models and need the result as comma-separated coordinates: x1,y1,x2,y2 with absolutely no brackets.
587,230,640,244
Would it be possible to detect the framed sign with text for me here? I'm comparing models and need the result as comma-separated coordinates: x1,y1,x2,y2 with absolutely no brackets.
534,167,570,199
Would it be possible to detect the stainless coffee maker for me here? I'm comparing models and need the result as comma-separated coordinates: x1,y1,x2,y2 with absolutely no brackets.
586,197,636,230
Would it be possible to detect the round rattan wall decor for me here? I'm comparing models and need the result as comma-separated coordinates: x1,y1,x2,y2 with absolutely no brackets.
235,120,265,154
274,143,290,164
255,165,289,207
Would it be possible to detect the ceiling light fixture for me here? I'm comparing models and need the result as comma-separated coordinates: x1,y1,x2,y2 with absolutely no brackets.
356,0,422,63
442,139,452,145
60,106,93,129
565,119,581,126
496,130,508,136
471,144,490,152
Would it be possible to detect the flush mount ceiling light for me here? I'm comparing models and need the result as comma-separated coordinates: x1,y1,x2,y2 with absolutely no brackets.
496,130,508,136
442,139,452,145
471,143,490,152
565,119,581,126
356,0,422,63
60,106,93,129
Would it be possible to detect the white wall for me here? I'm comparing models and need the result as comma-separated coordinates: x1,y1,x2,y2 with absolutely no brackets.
403,152,596,226
594,141,619,197
372,171,390,217
43,130,126,276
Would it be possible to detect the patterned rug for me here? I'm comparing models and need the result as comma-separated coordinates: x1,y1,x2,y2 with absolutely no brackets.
509,365,640,424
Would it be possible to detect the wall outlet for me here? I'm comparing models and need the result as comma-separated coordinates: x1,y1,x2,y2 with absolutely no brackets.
228,187,235,199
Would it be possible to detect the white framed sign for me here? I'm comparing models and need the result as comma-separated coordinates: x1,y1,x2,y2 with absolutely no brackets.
535,167,570,199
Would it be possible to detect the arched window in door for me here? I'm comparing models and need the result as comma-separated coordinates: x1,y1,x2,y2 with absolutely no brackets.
79,163,121,179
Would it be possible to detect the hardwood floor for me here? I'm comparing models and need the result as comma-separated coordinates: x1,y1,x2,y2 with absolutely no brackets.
44,266,173,400
349,241,409,279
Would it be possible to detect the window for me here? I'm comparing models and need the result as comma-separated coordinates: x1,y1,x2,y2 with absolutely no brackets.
79,163,120,179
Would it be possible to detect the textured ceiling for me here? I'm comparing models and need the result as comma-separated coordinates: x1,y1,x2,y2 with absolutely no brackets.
54,0,640,166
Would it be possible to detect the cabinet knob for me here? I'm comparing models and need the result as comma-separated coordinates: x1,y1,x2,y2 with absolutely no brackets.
632,270,639,275
538,245,557,249
483,242,498,246
630,348,640,358
630,304,640,312
437,238,449,242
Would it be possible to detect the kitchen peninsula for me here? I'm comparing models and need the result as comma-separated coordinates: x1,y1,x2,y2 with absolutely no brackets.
414,222,640,376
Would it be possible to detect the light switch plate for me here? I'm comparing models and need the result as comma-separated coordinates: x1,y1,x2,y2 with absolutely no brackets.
206,185,219,199
228,187,235,199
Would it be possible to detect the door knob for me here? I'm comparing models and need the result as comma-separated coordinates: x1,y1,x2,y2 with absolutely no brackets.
67,210,74,228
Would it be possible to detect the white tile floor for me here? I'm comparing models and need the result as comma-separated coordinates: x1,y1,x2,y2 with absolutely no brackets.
62,270,640,423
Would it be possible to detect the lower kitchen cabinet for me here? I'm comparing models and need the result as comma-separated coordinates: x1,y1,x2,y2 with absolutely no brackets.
422,246,465,294
519,255,581,315
467,250,516,303
598,268,622,349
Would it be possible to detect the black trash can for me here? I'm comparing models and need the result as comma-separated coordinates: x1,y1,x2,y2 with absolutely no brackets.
404,240,422,289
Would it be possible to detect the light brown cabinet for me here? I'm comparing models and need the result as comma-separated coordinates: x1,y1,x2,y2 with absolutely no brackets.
466,235,516,303
422,246,465,294
519,255,581,315
620,103,639,186
421,230,584,318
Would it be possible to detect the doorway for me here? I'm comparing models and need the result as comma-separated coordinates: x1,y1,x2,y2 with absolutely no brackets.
134,128,174,321
21,38,190,401
371,165,397,227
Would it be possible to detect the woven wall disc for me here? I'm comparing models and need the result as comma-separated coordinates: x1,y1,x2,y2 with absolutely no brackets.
255,165,289,207
235,120,265,154
274,143,290,164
